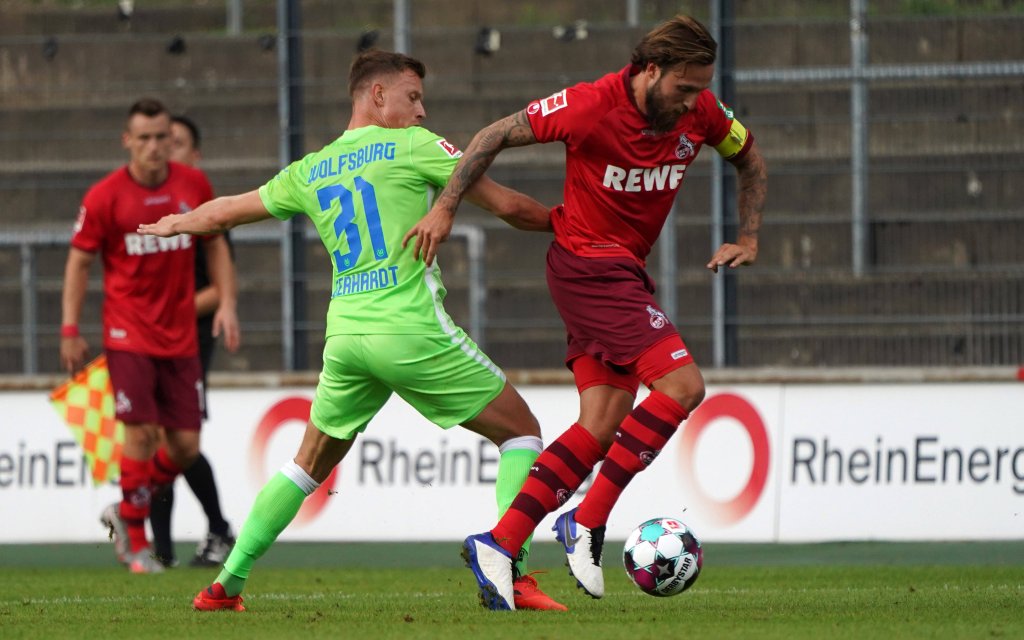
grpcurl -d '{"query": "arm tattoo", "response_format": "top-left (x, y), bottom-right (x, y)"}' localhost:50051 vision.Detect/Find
top-left (437, 111), bottom-right (536, 211)
top-left (735, 148), bottom-right (767, 238)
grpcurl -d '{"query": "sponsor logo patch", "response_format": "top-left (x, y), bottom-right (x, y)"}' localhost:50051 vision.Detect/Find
top-left (716, 98), bottom-right (734, 119)
top-left (540, 89), bottom-right (568, 116)
top-left (437, 139), bottom-right (463, 158)
top-left (527, 101), bottom-right (541, 115)
top-left (671, 349), bottom-right (689, 360)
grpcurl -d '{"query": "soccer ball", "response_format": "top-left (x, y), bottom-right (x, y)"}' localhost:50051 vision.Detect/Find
top-left (622, 517), bottom-right (703, 596)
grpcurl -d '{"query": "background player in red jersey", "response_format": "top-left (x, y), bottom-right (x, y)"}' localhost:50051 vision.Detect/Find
top-left (147, 114), bottom-right (237, 569)
top-left (60, 98), bottom-right (240, 573)
top-left (405, 15), bottom-right (768, 609)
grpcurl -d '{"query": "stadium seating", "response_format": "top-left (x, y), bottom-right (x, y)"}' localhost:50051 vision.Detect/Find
top-left (1, 2), bottom-right (1021, 372)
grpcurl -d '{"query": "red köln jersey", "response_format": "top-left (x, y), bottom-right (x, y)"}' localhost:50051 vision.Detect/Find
top-left (526, 64), bottom-right (754, 266)
top-left (71, 162), bottom-right (215, 357)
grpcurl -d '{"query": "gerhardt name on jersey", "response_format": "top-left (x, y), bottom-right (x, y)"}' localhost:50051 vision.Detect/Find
top-left (602, 163), bottom-right (687, 192)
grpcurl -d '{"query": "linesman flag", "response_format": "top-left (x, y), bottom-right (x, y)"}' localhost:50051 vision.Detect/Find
top-left (49, 354), bottom-right (124, 485)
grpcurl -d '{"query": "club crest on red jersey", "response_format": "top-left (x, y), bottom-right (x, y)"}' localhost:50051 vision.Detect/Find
top-left (647, 304), bottom-right (668, 329)
top-left (437, 139), bottom-right (463, 158)
top-left (675, 134), bottom-right (696, 160)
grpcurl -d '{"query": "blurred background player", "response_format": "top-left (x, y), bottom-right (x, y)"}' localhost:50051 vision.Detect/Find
top-left (406, 15), bottom-right (768, 608)
top-left (139, 50), bottom-right (564, 612)
top-left (60, 98), bottom-right (241, 573)
top-left (147, 114), bottom-right (237, 568)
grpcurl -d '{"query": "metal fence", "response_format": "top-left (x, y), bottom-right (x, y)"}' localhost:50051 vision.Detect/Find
top-left (1, 0), bottom-right (1022, 374)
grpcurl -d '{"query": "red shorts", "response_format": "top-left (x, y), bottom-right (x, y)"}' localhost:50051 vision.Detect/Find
top-left (105, 349), bottom-right (203, 431)
top-left (546, 241), bottom-right (695, 392)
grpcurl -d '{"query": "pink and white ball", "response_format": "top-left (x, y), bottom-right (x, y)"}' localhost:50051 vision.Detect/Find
top-left (622, 517), bottom-right (703, 596)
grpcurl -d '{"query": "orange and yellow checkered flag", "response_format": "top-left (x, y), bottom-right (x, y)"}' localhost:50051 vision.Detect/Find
top-left (49, 355), bottom-right (124, 485)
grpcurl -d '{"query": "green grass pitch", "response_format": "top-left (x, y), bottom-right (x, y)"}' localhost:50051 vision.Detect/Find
top-left (2, 541), bottom-right (1022, 639)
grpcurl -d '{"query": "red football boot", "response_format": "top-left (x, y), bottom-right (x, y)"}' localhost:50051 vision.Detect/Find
top-left (513, 573), bottom-right (568, 611)
top-left (193, 583), bottom-right (245, 612)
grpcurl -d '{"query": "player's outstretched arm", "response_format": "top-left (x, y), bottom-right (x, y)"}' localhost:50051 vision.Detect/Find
top-left (403, 110), bottom-right (539, 266)
top-left (138, 190), bottom-right (272, 238)
top-left (706, 140), bottom-right (767, 272)
top-left (465, 175), bottom-right (552, 232)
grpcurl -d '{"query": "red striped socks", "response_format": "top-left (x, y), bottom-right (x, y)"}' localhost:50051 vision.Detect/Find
top-left (575, 390), bottom-right (688, 529)
top-left (490, 423), bottom-right (604, 555)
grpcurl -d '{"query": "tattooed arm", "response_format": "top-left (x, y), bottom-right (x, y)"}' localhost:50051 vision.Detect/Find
top-left (706, 139), bottom-right (768, 272)
top-left (403, 110), bottom-right (538, 266)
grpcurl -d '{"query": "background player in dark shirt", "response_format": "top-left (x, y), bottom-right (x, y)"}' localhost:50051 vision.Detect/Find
top-left (149, 115), bottom-right (236, 568)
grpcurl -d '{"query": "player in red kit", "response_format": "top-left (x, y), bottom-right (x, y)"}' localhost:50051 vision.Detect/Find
top-left (405, 15), bottom-right (768, 609)
top-left (60, 98), bottom-right (240, 573)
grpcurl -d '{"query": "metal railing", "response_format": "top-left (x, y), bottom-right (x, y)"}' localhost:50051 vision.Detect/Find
top-left (1, 1), bottom-right (1023, 372)
top-left (0, 225), bottom-right (485, 375)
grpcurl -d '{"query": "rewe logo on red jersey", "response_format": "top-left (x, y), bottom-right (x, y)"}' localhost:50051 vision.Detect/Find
top-left (602, 163), bottom-right (687, 192)
top-left (123, 232), bottom-right (193, 256)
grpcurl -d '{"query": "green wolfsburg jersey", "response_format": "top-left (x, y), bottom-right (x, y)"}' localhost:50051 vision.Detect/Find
top-left (258, 125), bottom-right (465, 336)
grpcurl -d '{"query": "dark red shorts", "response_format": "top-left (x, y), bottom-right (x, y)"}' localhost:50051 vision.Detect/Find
top-left (105, 349), bottom-right (203, 431)
top-left (546, 241), bottom-right (695, 392)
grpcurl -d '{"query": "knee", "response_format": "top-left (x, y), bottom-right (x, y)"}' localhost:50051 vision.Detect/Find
top-left (168, 444), bottom-right (200, 470)
top-left (656, 378), bottom-right (705, 414)
top-left (681, 382), bottom-right (706, 413)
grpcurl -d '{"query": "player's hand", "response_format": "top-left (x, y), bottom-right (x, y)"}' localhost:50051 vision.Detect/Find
top-left (212, 305), bottom-right (241, 353)
top-left (137, 214), bottom-right (184, 238)
top-left (60, 336), bottom-right (89, 374)
top-left (706, 237), bottom-right (758, 273)
top-left (402, 205), bottom-right (455, 266)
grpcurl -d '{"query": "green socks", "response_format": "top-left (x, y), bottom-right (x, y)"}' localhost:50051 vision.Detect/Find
top-left (496, 441), bottom-right (541, 576)
top-left (217, 467), bottom-right (313, 597)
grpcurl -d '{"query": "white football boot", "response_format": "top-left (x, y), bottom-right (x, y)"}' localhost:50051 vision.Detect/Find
top-left (461, 532), bottom-right (515, 610)
top-left (552, 507), bottom-right (605, 598)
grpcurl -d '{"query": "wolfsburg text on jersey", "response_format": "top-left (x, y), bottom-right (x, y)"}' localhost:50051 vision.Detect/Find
top-left (306, 142), bottom-right (397, 184)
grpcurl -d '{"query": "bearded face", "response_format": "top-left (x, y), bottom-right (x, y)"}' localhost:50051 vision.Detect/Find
top-left (644, 81), bottom-right (687, 134)
top-left (641, 63), bottom-right (715, 134)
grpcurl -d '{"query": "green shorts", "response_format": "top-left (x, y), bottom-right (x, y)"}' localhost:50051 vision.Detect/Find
top-left (310, 330), bottom-right (507, 440)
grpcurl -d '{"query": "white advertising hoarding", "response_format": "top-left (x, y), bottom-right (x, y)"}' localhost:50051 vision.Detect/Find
top-left (1, 382), bottom-right (1021, 543)
top-left (777, 384), bottom-right (1024, 541)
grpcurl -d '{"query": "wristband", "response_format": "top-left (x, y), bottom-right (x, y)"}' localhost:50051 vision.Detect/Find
top-left (60, 324), bottom-right (80, 338)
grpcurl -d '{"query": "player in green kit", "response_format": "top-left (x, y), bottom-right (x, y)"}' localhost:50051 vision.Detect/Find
top-left (138, 50), bottom-right (563, 612)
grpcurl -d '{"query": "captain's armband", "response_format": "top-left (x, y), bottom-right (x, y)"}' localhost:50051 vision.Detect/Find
top-left (713, 118), bottom-right (751, 161)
